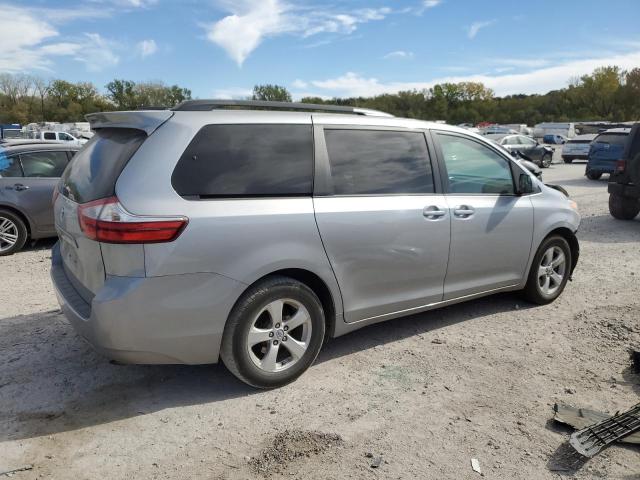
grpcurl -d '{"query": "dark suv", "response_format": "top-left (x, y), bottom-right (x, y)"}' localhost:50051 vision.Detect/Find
top-left (608, 123), bottom-right (640, 220)
top-left (0, 141), bottom-right (79, 254)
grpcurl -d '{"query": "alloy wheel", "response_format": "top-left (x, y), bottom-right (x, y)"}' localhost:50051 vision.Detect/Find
top-left (0, 217), bottom-right (19, 253)
top-left (537, 246), bottom-right (566, 296)
top-left (247, 299), bottom-right (313, 373)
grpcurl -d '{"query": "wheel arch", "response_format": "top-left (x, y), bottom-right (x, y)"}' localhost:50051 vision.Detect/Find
top-left (543, 227), bottom-right (579, 277)
top-left (233, 268), bottom-right (338, 341)
top-left (0, 203), bottom-right (32, 237)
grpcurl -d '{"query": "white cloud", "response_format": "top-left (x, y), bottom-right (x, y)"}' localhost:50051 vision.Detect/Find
top-left (423, 0), bottom-right (442, 8)
top-left (292, 49), bottom-right (640, 98)
top-left (467, 20), bottom-right (495, 39)
top-left (204, 0), bottom-right (391, 65)
top-left (89, 0), bottom-right (157, 8)
top-left (136, 39), bottom-right (158, 58)
top-left (383, 50), bottom-right (414, 60)
top-left (0, 5), bottom-right (121, 73)
top-left (76, 33), bottom-right (120, 72)
top-left (291, 79), bottom-right (308, 89)
top-left (0, 5), bottom-right (59, 72)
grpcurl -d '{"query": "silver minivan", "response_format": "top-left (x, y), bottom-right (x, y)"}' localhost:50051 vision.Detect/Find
top-left (51, 101), bottom-right (580, 388)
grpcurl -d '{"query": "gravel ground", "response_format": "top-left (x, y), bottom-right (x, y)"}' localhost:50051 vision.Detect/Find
top-left (1, 158), bottom-right (639, 479)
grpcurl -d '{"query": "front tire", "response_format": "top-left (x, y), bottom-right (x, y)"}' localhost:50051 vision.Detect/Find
top-left (0, 209), bottom-right (28, 256)
top-left (563, 157), bottom-right (573, 164)
top-left (523, 235), bottom-right (571, 305)
top-left (586, 170), bottom-right (602, 180)
top-left (220, 276), bottom-right (325, 388)
top-left (609, 194), bottom-right (640, 220)
top-left (541, 153), bottom-right (552, 168)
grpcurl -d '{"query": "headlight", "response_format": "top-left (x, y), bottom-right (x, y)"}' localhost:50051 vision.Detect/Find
top-left (569, 200), bottom-right (579, 212)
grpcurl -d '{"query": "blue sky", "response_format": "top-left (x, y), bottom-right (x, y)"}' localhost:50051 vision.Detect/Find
top-left (1, 0), bottom-right (640, 99)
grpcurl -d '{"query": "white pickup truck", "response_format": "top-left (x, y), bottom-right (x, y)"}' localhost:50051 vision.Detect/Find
top-left (32, 131), bottom-right (87, 145)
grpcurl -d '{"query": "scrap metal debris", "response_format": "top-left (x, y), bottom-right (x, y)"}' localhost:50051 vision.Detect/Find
top-left (569, 403), bottom-right (640, 457)
top-left (554, 403), bottom-right (640, 445)
top-left (0, 465), bottom-right (34, 477)
top-left (553, 403), bottom-right (640, 458)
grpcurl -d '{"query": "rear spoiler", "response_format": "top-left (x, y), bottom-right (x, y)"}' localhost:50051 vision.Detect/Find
top-left (85, 110), bottom-right (174, 135)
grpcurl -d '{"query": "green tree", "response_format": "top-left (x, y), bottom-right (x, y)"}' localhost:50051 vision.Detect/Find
top-left (252, 84), bottom-right (292, 102)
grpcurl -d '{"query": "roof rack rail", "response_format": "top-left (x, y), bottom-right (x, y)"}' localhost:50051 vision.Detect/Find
top-left (171, 99), bottom-right (393, 117)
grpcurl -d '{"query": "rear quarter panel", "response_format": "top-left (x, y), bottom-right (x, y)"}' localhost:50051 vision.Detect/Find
top-left (114, 111), bottom-right (344, 317)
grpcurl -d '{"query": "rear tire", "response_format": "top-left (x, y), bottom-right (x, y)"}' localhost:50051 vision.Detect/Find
top-left (541, 153), bottom-right (552, 168)
top-left (0, 209), bottom-right (28, 256)
top-left (220, 276), bottom-right (325, 389)
top-left (609, 194), bottom-right (640, 220)
top-left (563, 157), bottom-right (573, 164)
top-left (586, 170), bottom-right (602, 180)
top-left (522, 235), bottom-right (572, 305)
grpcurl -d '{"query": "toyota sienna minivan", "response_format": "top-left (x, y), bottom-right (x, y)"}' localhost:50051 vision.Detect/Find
top-left (51, 100), bottom-right (580, 388)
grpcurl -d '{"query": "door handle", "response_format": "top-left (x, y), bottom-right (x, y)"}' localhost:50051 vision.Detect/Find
top-left (423, 205), bottom-right (447, 220)
top-left (13, 183), bottom-right (29, 191)
top-left (453, 205), bottom-right (475, 218)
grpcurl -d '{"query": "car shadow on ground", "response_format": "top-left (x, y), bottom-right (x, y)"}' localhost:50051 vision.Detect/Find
top-left (0, 293), bottom-right (532, 442)
top-left (555, 176), bottom-right (611, 189)
top-left (577, 214), bottom-right (640, 244)
top-left (21, 237), bottom-right (57, 253)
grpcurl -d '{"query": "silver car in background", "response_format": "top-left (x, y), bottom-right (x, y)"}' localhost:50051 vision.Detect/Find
top-left (51, 101), bottom-right (580, 388)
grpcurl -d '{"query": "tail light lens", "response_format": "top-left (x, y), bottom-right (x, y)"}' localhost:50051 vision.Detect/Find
top-left (78, 196), bottom-right (187, 244)
top-left (52, 187), bottom-right (60, 206)
top-left (616, 159), bottom-right (626, 173)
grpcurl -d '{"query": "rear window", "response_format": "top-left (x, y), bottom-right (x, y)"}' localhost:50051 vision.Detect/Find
top-left (171, 124), bottom-right (313, 198)
top-left (594, 133), bottom-right (628, 146)
top-left (60, 128), bottom-right (146, 203)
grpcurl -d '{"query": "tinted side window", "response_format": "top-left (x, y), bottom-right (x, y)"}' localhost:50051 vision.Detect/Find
top-left (43, 132), bottom-right (56, 140)
top-left (324, 129), bottom-right (434, 195)
top-left (172, 124), bottom-right (313, 197)
top-left (436, 133), bottom-right (514, 195)
top-left (0, 152), bottom-right (22, 177)
top-left (20, 151), bottom-right (69, 177)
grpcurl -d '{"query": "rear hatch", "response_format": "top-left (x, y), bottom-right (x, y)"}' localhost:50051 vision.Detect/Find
top-left (589, 132), bottom-right (628, 166)
top-left (55, 128), bottom-right (148, 302)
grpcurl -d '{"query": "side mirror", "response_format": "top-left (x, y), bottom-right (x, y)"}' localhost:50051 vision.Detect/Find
top-left (518, 173), bottom-right (534, 195)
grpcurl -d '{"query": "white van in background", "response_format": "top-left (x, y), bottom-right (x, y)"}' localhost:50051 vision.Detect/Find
top-left (534, 123), bottom-right (576, 139)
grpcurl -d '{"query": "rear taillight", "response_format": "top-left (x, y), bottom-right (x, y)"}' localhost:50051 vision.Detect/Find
top-left (78, 196), bottom-right (187, 244)
top-left (52, 187), bottom-right (59, 206)
top-left (616, 159), bottom-right (626, 173)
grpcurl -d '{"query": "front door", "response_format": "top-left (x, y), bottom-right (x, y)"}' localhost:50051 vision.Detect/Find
top-left (313, 127), bottom-right (451, 323)
top-left (433, 131), bottom-right (534, 300)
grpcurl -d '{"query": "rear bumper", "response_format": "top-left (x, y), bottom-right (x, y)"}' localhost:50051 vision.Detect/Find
top-left (608, 182), bottom-right (640, 198)
top-left (586, 160), bottom-right (616, 173)
top-left (51, 242), bottom-right (245, 365)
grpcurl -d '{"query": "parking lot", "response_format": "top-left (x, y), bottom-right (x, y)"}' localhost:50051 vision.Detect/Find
top-left (1, 157), bottom-right (639, 479)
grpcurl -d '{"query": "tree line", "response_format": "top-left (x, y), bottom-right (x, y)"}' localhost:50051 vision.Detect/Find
top-left (1, 66), bottom-right (638, 126)
top-left (0, 76), bottom-right (192, 124)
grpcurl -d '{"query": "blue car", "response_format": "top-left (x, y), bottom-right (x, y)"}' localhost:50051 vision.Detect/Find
top-left (586, 128), bottom-right (631, 180)
top-left (543, 134), bottom-right (566, 145)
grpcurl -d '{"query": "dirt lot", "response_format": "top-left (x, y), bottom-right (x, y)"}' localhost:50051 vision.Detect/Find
top-left (1, 159), bottom-right (639, 479)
